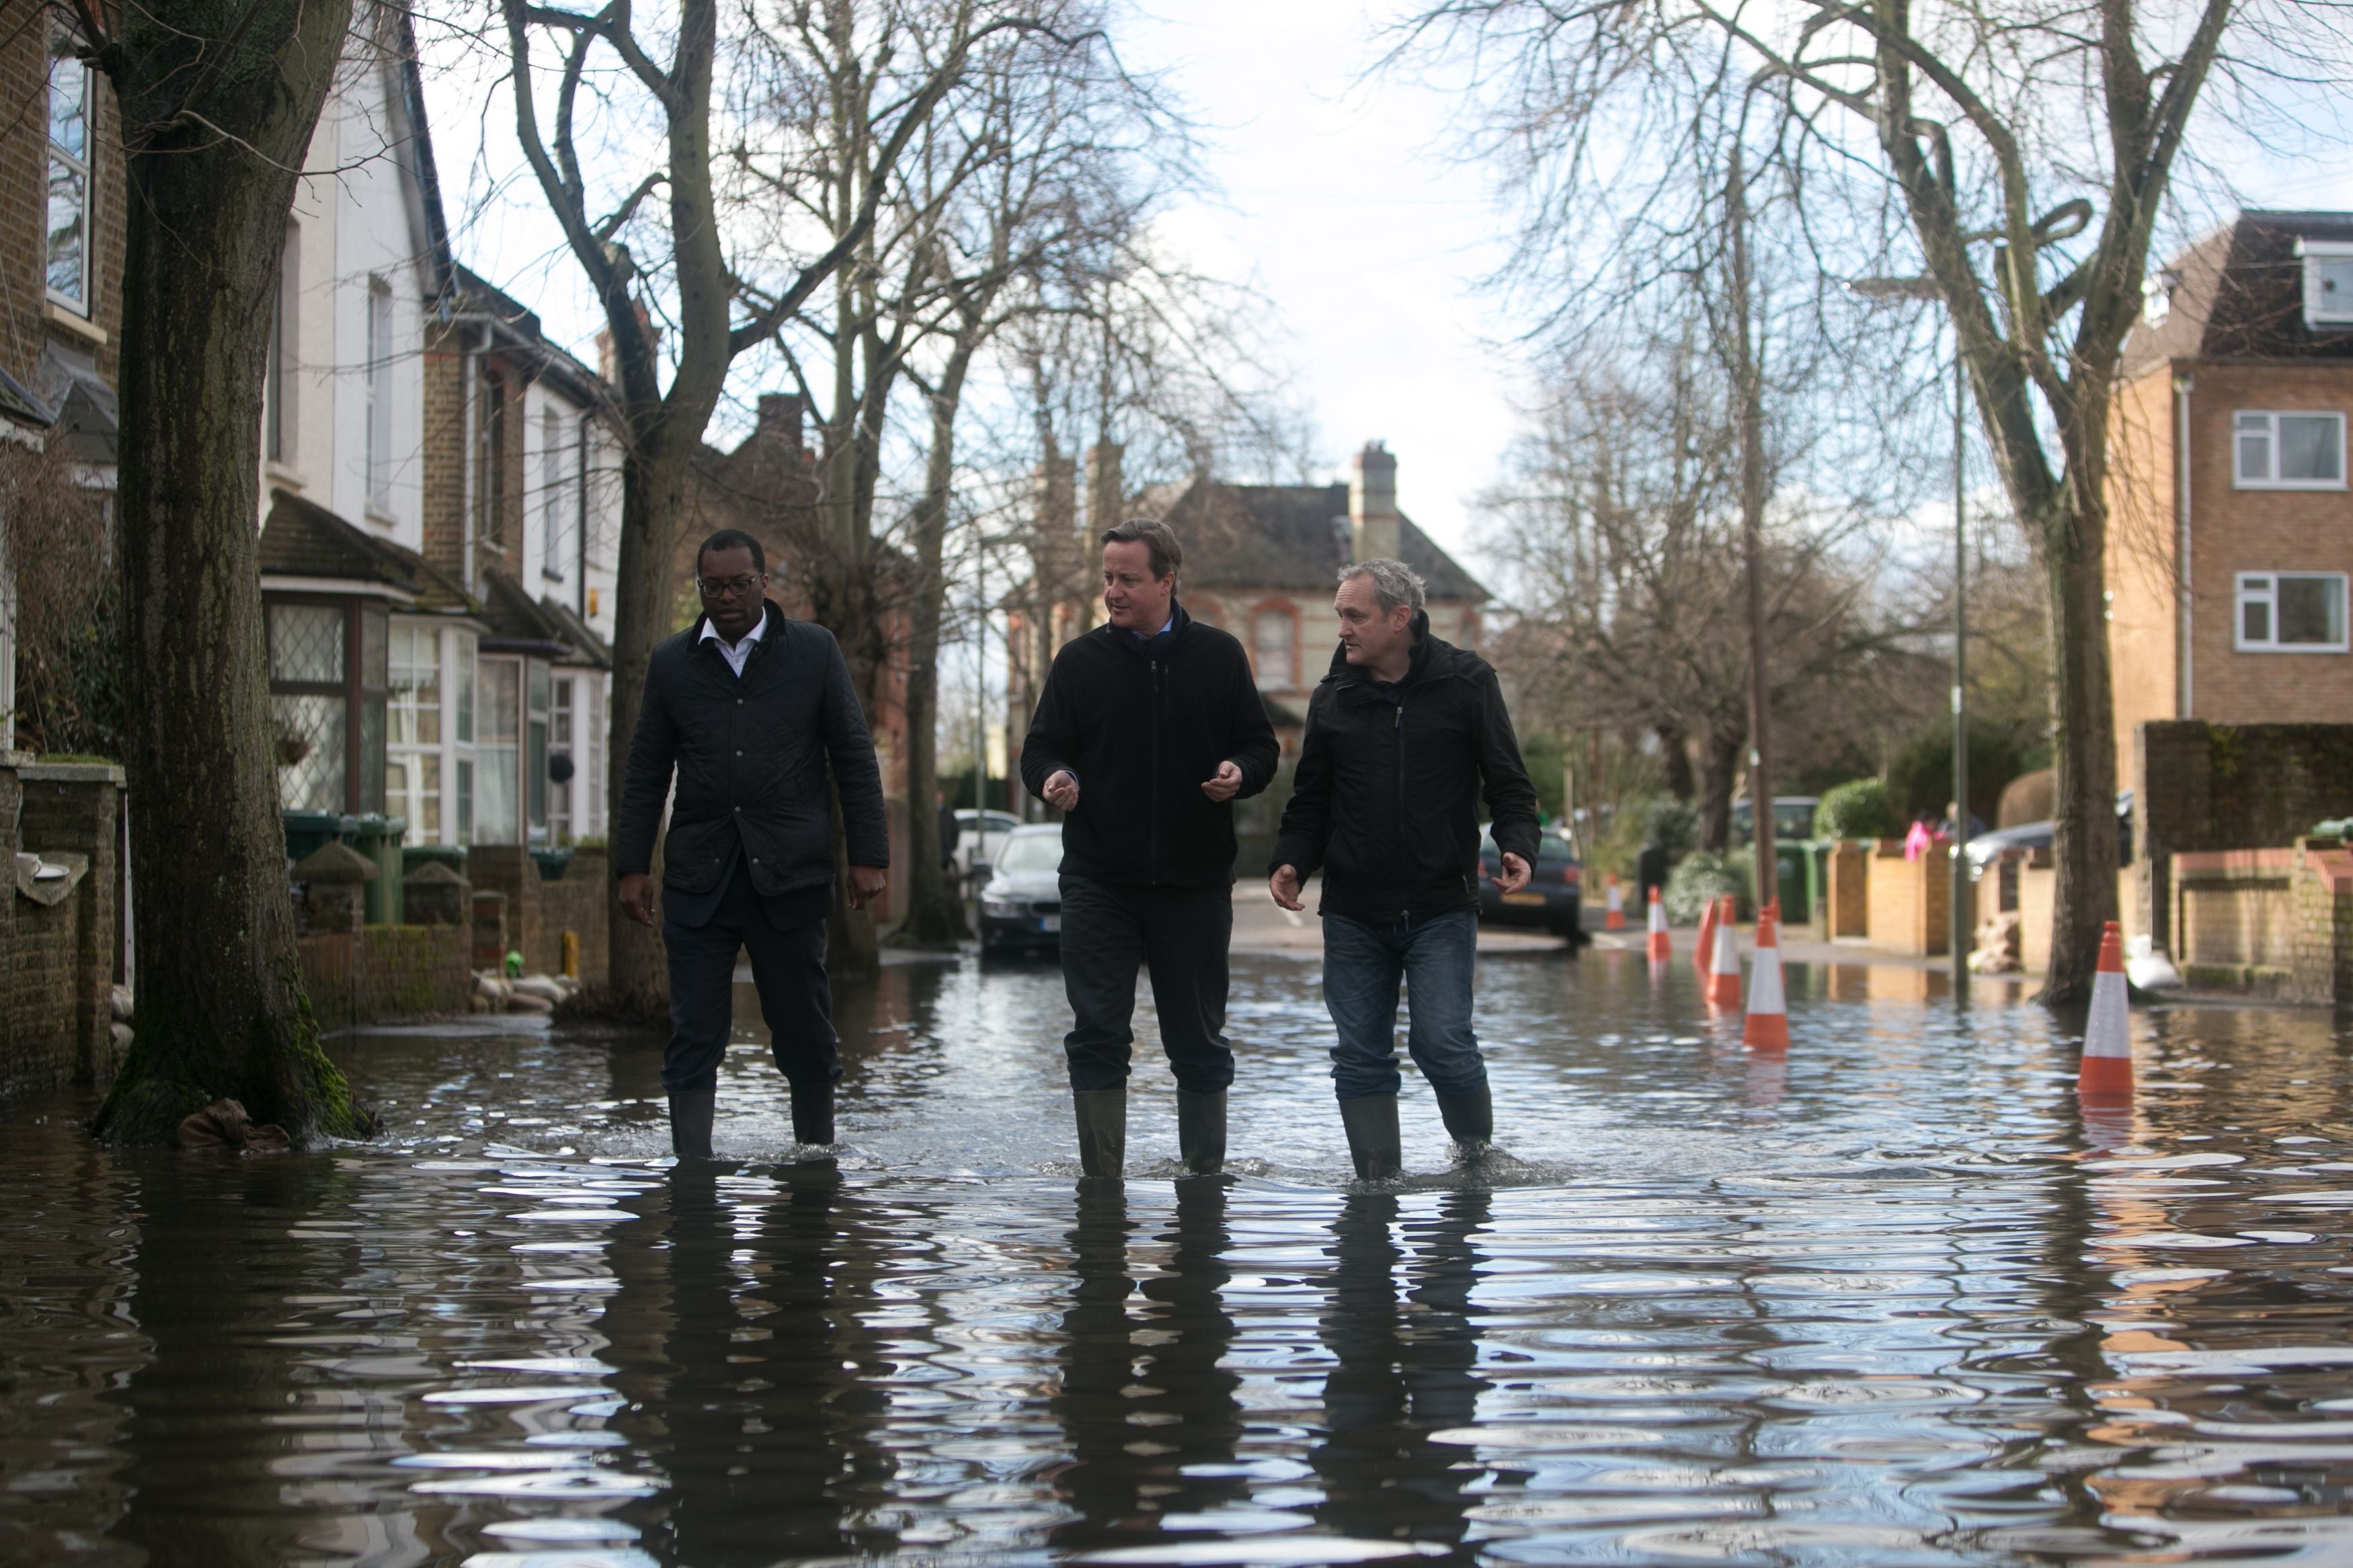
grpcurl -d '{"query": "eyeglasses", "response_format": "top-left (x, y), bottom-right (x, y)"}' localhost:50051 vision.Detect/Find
top-left (697, 573), bottom-right (765, 599)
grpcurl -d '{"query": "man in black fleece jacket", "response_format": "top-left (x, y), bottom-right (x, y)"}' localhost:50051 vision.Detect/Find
top-left (1271, 559), bottom-right (1541, 1178)
top-left (1019, 520), bottom-right (1279, 1177)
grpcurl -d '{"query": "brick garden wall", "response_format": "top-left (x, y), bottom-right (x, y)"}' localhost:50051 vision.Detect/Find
top-left (1, 761), bottom-right (126, 1099)
top-left (298, 925), bottom-right (471, 1034)
top-left (2134, 720), bottom-right (2353, 948)
top-left (465, 843), bottom-right (610, 981)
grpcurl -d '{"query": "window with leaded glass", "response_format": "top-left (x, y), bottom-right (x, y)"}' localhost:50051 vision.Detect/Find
top-left (270, 603), bottom-right (347, 813)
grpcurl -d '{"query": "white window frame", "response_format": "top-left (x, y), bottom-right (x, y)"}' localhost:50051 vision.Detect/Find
top-left (364, 278), bottom-right (395, 516)
top-left (2299, 239), bottom-right (2353, 330)
top-left (541, 403), bottom-right (568, 581)
top-left (2235, 572), bottom-right (2350, 653)
top-left (46, 26), bottom-right (92, 315)
top-left (2233, 410), bottom-right (2347, 491)
top-left (265, 224), bottom-right (300, 466)
top-left (386, 621), bottom-right (444, 841)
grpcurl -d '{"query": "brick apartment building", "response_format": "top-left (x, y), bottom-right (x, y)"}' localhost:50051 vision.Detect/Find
top-left (2106, 209), bottom-right (2353, 782)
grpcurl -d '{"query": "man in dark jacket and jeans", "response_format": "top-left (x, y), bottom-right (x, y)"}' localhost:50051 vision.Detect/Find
top-left (1021, 519), bottom-right (1279, 1178)
top-left (616, 528), bottom-right (890, 1160)
top-left (1271, 559), bottom-right (1541, 1179)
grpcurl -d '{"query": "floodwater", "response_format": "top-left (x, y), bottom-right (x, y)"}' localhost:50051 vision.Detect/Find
top-left (5, 948), bottom-right (2353, 1567)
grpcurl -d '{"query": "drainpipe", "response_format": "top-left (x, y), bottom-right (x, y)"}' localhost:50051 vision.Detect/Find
top-left (2173, 368), bottom-right (2194, 719)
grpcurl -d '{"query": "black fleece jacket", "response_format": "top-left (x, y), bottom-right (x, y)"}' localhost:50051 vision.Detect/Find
top-left (1272, 615), bottom-right (1542, 921)
top-left (1019, 602), bottom-right (1280, 887)
top-left (615, 602), bottom-right (889, 898)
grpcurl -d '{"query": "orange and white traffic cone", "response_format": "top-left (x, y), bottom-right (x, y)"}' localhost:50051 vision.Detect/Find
top-left (1646, 886), bottom-right (1672, 962)
top-left (1706, 895), bottom-right (1742, 1008)
top-left (2078, 920), bottom-right (2133, 1104)
top-left (1604, 874), bottom-right (1626, 930)
top-left (1743, 902), bottom-right (1790, 1050)
top-left (1693, 894), bottom-right (1719, 983)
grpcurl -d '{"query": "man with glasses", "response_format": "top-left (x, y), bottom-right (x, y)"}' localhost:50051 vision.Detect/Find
top-left (616, 528), bottom-right (890, 1160)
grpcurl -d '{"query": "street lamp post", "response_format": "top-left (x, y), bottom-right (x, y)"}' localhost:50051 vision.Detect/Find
top-left (1849, 275), bottom-right (1970, 1002)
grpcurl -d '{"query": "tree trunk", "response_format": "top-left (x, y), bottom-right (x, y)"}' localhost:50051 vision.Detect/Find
top-left (599, 417), bottom-right (695, 1021)
top-left (898, 346), bottom-right (979, 948)
top-left (1655, 723), bottom-right (1695, 800)
top-left (1723, 146), bottom-right (1778, 909)
top-left (2035, 487), bottom-right (2120, 1004)
top-left (91, 0), bottom-right (368, 1144)
top-left (1693, 720), bottom-right (1743, 853)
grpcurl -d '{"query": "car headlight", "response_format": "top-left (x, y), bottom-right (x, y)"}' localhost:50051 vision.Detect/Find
top-left (981, 898), bottom-right (1019, 917)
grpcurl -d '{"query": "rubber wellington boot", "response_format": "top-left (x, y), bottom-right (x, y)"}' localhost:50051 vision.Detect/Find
top-left (668, 1089), bottom-right (717, 1161)
top-left (1176, 1089), bottom-right (1228, 1175)
top-left (791, 1080), bottom-right (835, 1147)
top-left (1338, 1094), bottom-right (1402, 1181)
top-left (1072, 1088), bottom-right (1126, 1178)
top-left (1434, 1081), bottom-right (1494, 1153)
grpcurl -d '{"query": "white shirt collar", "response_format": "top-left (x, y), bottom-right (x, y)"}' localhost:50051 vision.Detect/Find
top-left (699, 609), bottom-right (768, 675)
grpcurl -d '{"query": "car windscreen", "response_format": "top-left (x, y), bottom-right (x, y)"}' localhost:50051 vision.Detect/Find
top-left (993, 833), bottom-right (1064, 874)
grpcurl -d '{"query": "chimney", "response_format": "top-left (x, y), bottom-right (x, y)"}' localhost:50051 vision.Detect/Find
top-left (757, 393), bottom-right (805, 455)
top-left (1349, 440), bottom-right (1400, 562)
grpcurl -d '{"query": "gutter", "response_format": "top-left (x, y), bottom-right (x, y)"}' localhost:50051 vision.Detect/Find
top-left (2173, 367), bottom-right (2194, 718)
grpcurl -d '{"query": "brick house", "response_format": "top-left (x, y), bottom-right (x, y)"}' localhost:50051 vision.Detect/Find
top-left (0, 4), bottom-right (128, 749)
top-left (2106, 209), bottom-right (2353, 783)
top-left (253, 15), bottom-right (622, 850)
top-left (1137, 441), bottom-right (1489, 745)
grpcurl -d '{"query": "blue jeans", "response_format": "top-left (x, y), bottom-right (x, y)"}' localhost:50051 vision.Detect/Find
top-left (1321, 910), bottom-right (1484, 1101)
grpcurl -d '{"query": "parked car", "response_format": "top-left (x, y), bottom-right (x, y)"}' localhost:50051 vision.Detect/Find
top-left (1962, 791), bottom-right (2135, 879)
top-left (1732, 796), bottom-right (1821, 842)
top-left (978, 825), bottom-right (1066, 954)
top-left (1476, 825), bottom-right (1583, 937)
top-left (951, 809), bottom-right (1025, 882)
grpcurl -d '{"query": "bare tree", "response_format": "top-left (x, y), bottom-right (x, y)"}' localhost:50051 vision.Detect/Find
top-left (86, 0), bottom-right (371, 1142)
top-left (1483, 329), bottom-right (1904, 851)
top-left (889, 15), bottom-right (1185, 946)
top-left (495, 0), bottom-right (1026, 1009)
top-left (1411, 0), bottom-right (2346, 999)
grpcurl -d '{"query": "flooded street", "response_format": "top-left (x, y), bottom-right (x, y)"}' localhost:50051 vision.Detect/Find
top-left (7, 948), bottom-right (2353, 1566)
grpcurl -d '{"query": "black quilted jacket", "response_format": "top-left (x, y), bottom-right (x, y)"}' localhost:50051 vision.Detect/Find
top-left (614, 603), bottom-right (889, 897)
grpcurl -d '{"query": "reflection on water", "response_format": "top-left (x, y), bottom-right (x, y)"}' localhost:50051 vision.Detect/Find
top-left (2, 952), bottom-right (2352, 1564)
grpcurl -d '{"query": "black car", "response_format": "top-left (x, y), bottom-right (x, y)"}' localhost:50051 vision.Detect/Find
top-left (978, 825), bottom-right (1066, 955)
top-left (1477, 827), bottom-right (1583, 937)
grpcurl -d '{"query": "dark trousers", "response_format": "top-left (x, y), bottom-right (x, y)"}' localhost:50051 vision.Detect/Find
top-left (1058, 875), bottom-right (1236, 1094)
top-left (661, 861), bottom-right (836, 1095)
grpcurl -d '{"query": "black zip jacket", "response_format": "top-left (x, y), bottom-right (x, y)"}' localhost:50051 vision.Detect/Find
top-left (1019, 602), bottom-right (1280, 887)
top-left (615, 602), bottom-right (889, 898)
top-left (1271, 615), bottom-right (1542, 921)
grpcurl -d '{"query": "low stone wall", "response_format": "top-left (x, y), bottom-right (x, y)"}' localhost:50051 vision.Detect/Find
top-left (1865, 841), bottom-right (1949, 956)
top-left (2134, 720), bottom-right (2353, 951)
top-left (2173, 849), bottom-right (2297, 993)
top-left (1821, 841), bottom-right (1868, 940)
top-left (1, 758), bottom-right (127, 1099)
top-left (2292, 839), bottom-right (2353, 1005)
top-left (296, 925), bottom-right (472, 1033)
top-left (2163, 839), bottom-right (2353, 1003)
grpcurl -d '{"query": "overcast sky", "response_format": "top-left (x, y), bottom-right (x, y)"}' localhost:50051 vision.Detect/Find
top-left (422, 3), bottom-right (2353, 582)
